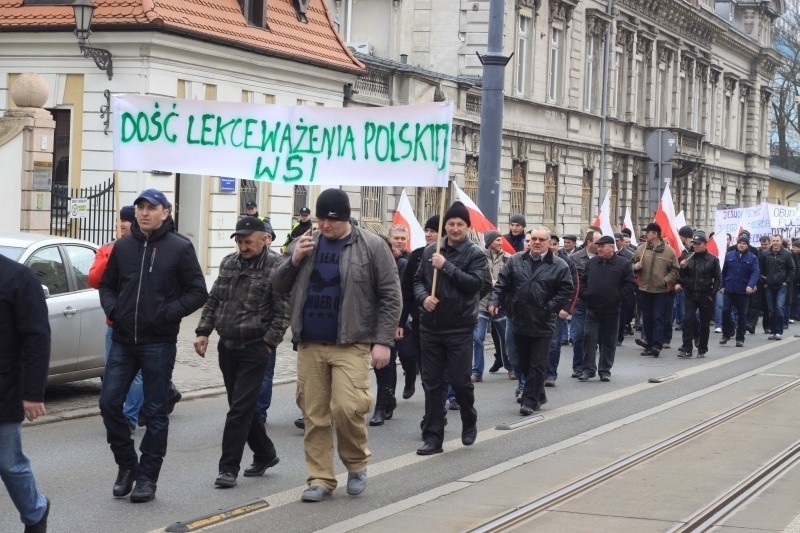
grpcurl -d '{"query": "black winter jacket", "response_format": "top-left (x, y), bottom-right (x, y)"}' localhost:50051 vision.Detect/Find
top-left (679, 251), bottom-right (721, 295)
top-left (100, 220), bottom-right (208, 344)
top-left (759, 247), bottom-right (795, 287)
top-left (400, 247), bottom-right (424, 326)
top-left (0, 255), bottom-right (50, 423)
top-left (580, 254), bottom-right (636, 311)
top-left (489, 250), bottom-right (573, 335)
top-left (414, 237), bottom-right (491, 333)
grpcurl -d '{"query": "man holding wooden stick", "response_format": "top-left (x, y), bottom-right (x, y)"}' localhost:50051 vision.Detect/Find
top-left (413, 201), bottom-right (491, 455)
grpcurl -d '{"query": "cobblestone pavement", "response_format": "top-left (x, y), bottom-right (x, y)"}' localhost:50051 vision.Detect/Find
top-left (34, 310), bottom-right (298, 425)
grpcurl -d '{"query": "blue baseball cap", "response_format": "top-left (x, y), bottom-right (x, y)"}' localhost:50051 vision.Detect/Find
top-left (134, 188), bottom-right (169, 208)
top-left (119, 205), bottom-right (135, 223)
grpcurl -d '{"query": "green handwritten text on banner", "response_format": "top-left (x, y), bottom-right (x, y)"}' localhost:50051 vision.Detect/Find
top-left (112, 95), bottom-right (453, 187)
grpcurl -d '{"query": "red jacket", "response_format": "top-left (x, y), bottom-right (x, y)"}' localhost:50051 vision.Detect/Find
top-left (88, 242), bottom-right (113, 325)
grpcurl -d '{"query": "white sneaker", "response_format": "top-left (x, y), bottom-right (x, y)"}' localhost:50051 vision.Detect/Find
top-left (714, 327), bottom-right (722, 333)
top-left (775, 334), bottom-right (782, 340)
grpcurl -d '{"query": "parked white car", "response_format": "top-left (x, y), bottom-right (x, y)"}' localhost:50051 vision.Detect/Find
top-left (0, 232), bottom-right (105, 384)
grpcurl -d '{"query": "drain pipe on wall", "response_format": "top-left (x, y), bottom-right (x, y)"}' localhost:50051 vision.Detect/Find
top-left (598, 0), bottom-right (615, 220)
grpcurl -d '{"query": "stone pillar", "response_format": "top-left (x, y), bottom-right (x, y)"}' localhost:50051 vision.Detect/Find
top-left (0, 73), bottom-right (54, 234)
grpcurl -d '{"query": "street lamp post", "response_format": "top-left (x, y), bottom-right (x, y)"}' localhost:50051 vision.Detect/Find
top-left (72, 0), bottom-right (113, 80)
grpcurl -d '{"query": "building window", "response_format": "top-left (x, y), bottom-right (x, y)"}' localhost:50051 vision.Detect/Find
top-left (463, 156), bottom-right (479, 201)
top-left (360, 186), bottom-right (383, 222)
top-left (548, 27), bottom-right (562, 103)
top-left (631, 172), bottom-right (640, 228)
top-left (511, 161), bottom-right (527, 216)
top-left (239, 0), bottom-right (266, 27)
top-left (584, 35), bottom-right (598, 112)
top-left (581, 169), bottom-right (593, 223)
top-left (691, 67), bottom-right (700, 131)
top-left (611, 170), bottom-right (620, 224)
top-left (293, 185), bottom-right (309, 216)
top-left (418, 187), bottom-right (443, 224)
top-left (722, 94), bottom-right (732, 147)
top-left (637, 37), bottom-right (652, 124)
top-left (544, 164), bottom-right (558, 229)
top-left (739, 86), bottom-right (749, 152)
top-left (516, 15), bottom-right (532, 96)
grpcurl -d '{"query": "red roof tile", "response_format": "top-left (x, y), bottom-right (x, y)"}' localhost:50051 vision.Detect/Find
top-left (0, 0), bottom-right (364, 75)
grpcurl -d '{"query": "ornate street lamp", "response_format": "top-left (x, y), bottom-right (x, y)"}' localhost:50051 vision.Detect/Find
top-left (72, 0), bottom-right (113, 80)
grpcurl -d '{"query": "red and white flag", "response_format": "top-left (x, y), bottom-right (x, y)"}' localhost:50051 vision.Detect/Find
top-left (453, 183), bottom-right (516, 254)
top-left (622, 207), bottom-right (638, 247)
top-left (653, 183), bottom-right (684, 256)
top-left (391, 189), bottom-right (426, 252)
top-left (593, 190), bottom-right (615, 238)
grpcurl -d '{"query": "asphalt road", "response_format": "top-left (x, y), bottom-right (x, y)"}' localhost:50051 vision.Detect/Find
top-left (2, 331), bottom-right (799, 532)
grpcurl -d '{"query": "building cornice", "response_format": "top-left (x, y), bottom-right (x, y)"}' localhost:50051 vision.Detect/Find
top-left (616, 0), bottom-right (727, 49)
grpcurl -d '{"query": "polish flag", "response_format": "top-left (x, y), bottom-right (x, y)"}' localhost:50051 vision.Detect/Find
top-left (708, 230), bottom-right (727, 261)
top-left (653, 184), bottom-right (684, 256)
top-left (622, 207), bottom-right (638, 247)
top-left (391, 189), bottom-right (426, 252)
top-left (594, 190), bottom-right (615, 238)
top-left (453, 183), bottom-right (516, 254)
top-left (675, 210), bottom-right (687, 231)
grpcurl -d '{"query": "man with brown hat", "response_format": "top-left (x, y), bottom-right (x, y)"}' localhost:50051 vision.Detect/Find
top-left (273, 188), bottom-right (401, 502)
top-left (194, 216), bottom-right (290, 489)
top-left (414, 201), bottom-right (491, 455)
top-left (632, 222), bottom-right (680, 357)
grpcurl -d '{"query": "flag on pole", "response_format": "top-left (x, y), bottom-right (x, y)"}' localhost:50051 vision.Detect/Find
top-left (675, 210), bottom-right (687, 230)
top-left (594, 190), bottom-right (615, 238)
top-left (653, 183), bottom-right (683, 256)
top-left (391, 189), bottom-right (426, 252)
top-left (453, 183), bottom-right (516, 254)
top-left (708, 230), bottom-right (727, 260)
top-left (623, 208), bottom-right (638, 247)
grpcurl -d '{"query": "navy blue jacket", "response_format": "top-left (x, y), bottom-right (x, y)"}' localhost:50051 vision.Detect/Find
top-left (722, 249), bottom-right (760, 294)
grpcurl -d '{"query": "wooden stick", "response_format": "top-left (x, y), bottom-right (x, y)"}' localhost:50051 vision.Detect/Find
top-left (430, 186), bottom-right (448, 299)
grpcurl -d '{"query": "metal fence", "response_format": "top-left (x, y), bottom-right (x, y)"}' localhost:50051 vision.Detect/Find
top-left (50, 176), bottom-right (116, 246)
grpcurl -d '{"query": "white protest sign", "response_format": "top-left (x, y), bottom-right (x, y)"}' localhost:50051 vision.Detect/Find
top-left (714, 203), bottom-right (771, 242)
top-left (767, 203), bottom-right (800, 239)
top-left (112, 95), bottom-right (453, 187)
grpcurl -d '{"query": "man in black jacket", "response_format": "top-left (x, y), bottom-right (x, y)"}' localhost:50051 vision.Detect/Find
top-left (414, 202), bottom-right (491, 455)
top-left (578, 236), bottom-right (636, 382)
top-left (99, 188), bottom-right (208, 503)
top-left (760, 234), bottom-right (796, 340)
top-left (0, 255), bottom-right (50, 532)
top-left (489, 227), bottom-right (573, 414)
top-left (676, 231), bottom-right (721, 358)
top-left (504, 214), bottom-right (527, 252)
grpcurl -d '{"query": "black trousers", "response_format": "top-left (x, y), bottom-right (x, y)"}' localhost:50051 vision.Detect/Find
top-left (682, 292), bottom-right (713, 353)
top-left (583, 308), bottom-right (619, 376)
top-left (420, 329), bottom-right (476, 446)
top-left (373, 347), bottom-right (398, 389)
top-left (513, 334), bottom-right (551, 409)
top-left (218, 340), bottom-right (277, 475)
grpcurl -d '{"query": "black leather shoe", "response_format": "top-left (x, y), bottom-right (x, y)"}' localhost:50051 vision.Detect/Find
top-left (461, 425), bottom-right (477, 446)
top-left (416, 443), bottom-right (443, 455)
top-left (24, 497), bottom-right (49, 533)
top-left (243, 456), bottom-right (279, 477)
top-left (214, 471), bottom-right (237, 488)
top-left (294, 418), bottom-right (305, 430)
top-left (402, 386), bottom-right (415, 399)
top-left (600, 374), bottom-right (610, 382)
top-left (488, 360), bottom-right (503, 373)
top-left (130, 480), bottom-right (157, 503)
top-left (167, 384), bottom-right (182, 415)
top-left (112, 466), bottom-right (136, 498)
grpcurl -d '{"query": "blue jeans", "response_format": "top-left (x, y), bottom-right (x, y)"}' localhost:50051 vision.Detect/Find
top-left (0, 423), bottom-right (47, 526)
top-left (105, 326), bottom-right (143, 427)
top-left (256, 350), bottom-right (277, 424)
top-left (673, 290), bottom-right (684, 326)
top-left (570, 300), bottom-right (587, 373)
top-left (715, 291), bottom-right (724, 328)
top-left (99, 342), bottom-right (177, 483)
top-left (547, 316), bottom-right (565, 380)
top-left (558, 318), bottom-right (569, 343)
top-left (472, 311), bottom-right (506, 377)
top-left (765, 284), bottom-right (788, 335)
top-left (722, 292), bottom-right (750, 342)
top-left (662, 292), bottom-right (675, 343)
top-left (504, 319), bottom-right (525, 389)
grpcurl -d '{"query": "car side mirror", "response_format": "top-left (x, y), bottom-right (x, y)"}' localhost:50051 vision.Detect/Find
top-left (41, 285), bottom-right (50, 298)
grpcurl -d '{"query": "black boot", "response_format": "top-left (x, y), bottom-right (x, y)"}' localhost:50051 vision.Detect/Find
top-left (384, 387), bottom-right (397, 420)
top-left (402, 372), bottom-right (416, 399)
top-left (369, 387), bottom-right (388, 426)
top-left (488, 358), bottom-right (503, 373)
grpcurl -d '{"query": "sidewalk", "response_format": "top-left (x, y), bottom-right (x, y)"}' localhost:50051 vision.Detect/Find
top-left (34, 310), bottom-right (298, 425)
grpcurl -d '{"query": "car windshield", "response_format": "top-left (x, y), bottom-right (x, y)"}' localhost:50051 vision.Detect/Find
top-left (0, 246), bottom-right (24, 261)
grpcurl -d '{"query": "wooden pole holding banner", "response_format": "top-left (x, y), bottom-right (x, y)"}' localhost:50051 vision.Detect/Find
top-left (113, 171), bottom-right (121, 239)
top-left (430, 183), bottom-right (449, 299)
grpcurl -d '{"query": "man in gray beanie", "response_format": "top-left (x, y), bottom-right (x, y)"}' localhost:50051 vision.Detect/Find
top-left (504, 214), bottom-right (527, 252)
top-left (274, 188), bottom-right (401, 502)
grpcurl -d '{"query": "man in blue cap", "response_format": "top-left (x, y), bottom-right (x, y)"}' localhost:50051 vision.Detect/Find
top-left (99, 188), bottom-right (208, 503)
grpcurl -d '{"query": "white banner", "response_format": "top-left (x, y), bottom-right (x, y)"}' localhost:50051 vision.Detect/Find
top-left (767, 203), bottom-right (800, 239)
top-left (112, 95), bottom-right (453, 187)
top-left (714, 203), bottom-right (772, 243)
